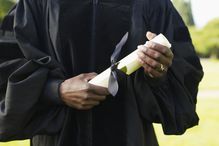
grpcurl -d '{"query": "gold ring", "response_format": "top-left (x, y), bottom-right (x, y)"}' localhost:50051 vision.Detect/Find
top-left (160, 64), bottom-right (165, 72)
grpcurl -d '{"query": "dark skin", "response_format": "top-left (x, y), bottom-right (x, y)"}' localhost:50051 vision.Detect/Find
top-left (59, 73), bottom-right (109, 110)
top-left (59, 31), bottom-right (174, 110)
top-left (137, 31), bottom-right (174, 78)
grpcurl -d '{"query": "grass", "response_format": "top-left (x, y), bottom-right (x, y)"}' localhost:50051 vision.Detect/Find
top-left (154, 97), bottom-right (219, 146)
top-left (0, 140), bottom-right (29, 146)
top-left (198, 59), bottom-right (219, 91)
top-left (0, 59), bottom-right (219, 146)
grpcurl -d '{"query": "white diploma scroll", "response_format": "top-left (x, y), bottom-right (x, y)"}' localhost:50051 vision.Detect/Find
top-left (89, 34), bottom-right (172, 88)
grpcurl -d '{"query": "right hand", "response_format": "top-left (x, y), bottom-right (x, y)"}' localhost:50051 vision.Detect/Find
top-left (59, 73), bottom-right (109, 110)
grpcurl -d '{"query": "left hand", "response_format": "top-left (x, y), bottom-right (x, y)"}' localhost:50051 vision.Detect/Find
top-left (137, 31), bottom-right (174, 78)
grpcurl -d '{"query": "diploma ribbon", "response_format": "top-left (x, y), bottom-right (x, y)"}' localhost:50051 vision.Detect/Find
top-left (108, 32), bottom-right (129, 96)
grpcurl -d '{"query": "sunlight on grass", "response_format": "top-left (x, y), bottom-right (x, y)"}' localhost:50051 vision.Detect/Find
top-left (154, 97), bottom-right (219, 146)
top-left (0, 140), bottom-right (29, 146)
top-left (199, 59), bottom-right (219, 91)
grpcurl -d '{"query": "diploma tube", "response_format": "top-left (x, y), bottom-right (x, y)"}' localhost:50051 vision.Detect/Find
top-left (89, 34), bottom-right (172, 88)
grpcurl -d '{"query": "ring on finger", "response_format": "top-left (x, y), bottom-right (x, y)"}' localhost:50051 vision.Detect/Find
top-left (160, 64), bottom-right (165, 72)
top-left (156, 64), bottom-right (166, 72)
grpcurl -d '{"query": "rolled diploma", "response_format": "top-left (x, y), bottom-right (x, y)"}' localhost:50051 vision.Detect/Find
top-left (89, 34), bottom-right (171, 88)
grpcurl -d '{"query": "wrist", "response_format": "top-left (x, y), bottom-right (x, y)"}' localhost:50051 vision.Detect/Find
top-left (59, 80), bottom-right (67, 103)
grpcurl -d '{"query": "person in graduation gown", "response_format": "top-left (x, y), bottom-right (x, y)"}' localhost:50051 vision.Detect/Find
top-left (0, 0), bottom-right (203, 146)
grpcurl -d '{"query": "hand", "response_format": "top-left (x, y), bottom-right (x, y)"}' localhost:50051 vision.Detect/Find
top-left (59, 73), bottom-right (109, 110)
top-left (137, 31), bottom-right (174, 78)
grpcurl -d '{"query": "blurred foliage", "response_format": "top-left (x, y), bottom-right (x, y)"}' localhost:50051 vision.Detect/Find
top-left (189, 18), bottom-right (219, 58)
top-left (172, 0), bottom-right (194, 26)
top-left (172, 0), bottom-right (219, 59)
top-left (0, 0), bottom-right (15, 22)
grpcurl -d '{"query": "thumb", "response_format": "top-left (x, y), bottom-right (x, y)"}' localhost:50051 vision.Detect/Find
top-left (146, 31), bottom-right (157, 40)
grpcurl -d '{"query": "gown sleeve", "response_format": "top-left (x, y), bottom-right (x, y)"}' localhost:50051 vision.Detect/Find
top-left (0, 0), bottom-right (67, 141)
top-left (133, 0), bottom-right (203, 135)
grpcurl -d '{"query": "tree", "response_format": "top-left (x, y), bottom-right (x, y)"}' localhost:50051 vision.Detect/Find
top-left (172, 0), bottom-right (195, 26)
top-left (190, 18), bottom-right (219, 58)
top-left (0, 0), bottom-right (15, 22)
top-left (203, 18), bottom-right (219, 58)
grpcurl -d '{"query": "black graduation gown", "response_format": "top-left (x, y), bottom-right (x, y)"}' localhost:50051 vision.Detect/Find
top-left (0, 0), bottom-right (203, 146)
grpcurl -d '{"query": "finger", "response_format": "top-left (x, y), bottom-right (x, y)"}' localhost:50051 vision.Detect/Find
top-left (80, 72), bottom-right (98, 82)
top-left (137, 50), bottom-right (148, 65)
top-left (137, 50), bottom-right (169, 73)
top-left (137, 50), bottom-right (161, 69)
top-left (145, 41), bottom-right (173, 58)
top-left (146, 31), bottom-right (157, 40)
top-left (138, 45), bottom-right (170, 66)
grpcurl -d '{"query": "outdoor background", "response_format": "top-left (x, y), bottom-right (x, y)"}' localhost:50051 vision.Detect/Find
top-left (0, 0), bottom-right (219, 145)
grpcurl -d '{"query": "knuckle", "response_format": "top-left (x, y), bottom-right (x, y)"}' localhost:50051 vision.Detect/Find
top-left (85, 94), bottom-right (89, 99)
top-left (150, 42), bottom-right (156, 48)
top-left (82, 93), bottom-right (89, 99)
top-left (148, 59), bottom-right (156, 68)
top-left (138, 58), bottom-right (144, 65)
top-left (138, 52), bottom-right (144, 58)
top-left (151, 62), bottom-right (157, 68)
top-left (80, 101), bottom-right (86, 106)
top-left (162, 48), bottom-right (168, 54)
top-left (145, 57), bottom-right (150, 64)
top-left (137, 46), bottom-right (143, 52)
top-left (154, 52), bottom-right (161, 60)
top-left (80, 73), bottom-right (86, 78)
top-left (142, 46), bottom-right (148, 53)
top-left (77, 98), bottom-right (83, 104)
top-left (69, 97), bottom-right (75, 102)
